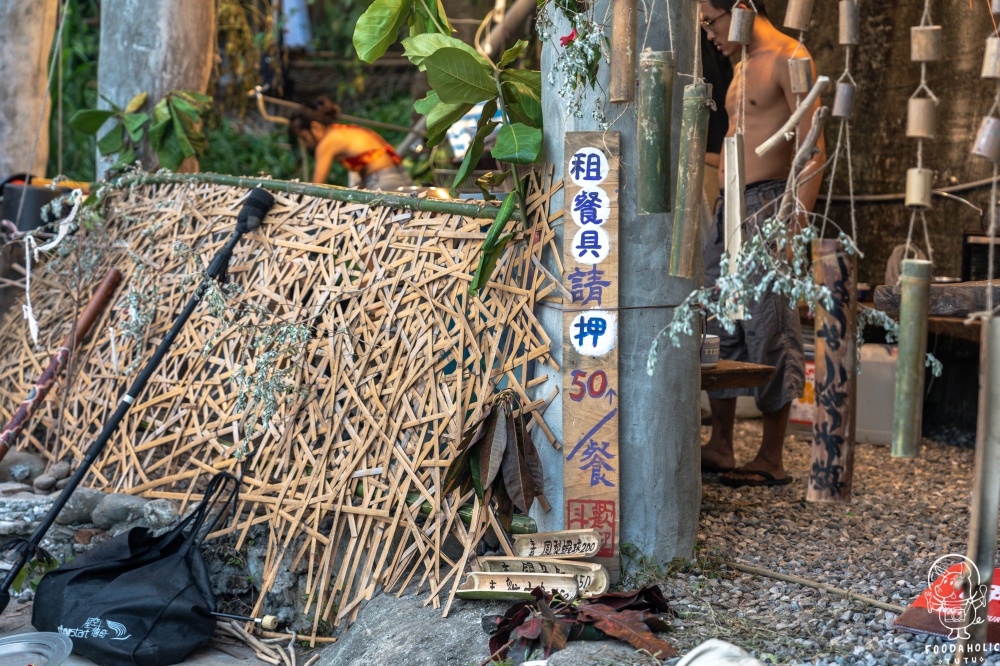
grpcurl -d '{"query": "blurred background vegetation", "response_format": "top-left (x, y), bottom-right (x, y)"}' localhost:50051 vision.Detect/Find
top-left (47, 0), bottom-right (418, 186)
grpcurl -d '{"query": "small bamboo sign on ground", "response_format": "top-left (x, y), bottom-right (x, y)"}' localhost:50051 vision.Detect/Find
top-left (562, 132), bottom-right (621, 582)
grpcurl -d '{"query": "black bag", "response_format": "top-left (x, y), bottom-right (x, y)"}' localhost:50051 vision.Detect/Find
top-left (32, 473), bottom-right (239, 666)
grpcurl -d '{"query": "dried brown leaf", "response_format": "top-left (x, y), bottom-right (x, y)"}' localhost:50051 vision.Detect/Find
top-left (479, 407), bottom-right (507, 488)
top-left (576, 603), bottom-right (677, 658)
top-left (501, 412), bottom-right (536, 513)
top-left (540, 618), bottom-right (569, 652)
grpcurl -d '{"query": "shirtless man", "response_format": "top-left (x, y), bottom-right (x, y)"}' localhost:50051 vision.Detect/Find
top-left (698, 0), bottom-right (826, 487)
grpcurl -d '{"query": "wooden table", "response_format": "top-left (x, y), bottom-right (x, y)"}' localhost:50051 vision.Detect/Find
top-left (701, 359), bottom-right (776, 391)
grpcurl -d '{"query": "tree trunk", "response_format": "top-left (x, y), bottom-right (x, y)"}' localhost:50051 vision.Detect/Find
top-left (96, 0), bottom-right (215, 179)
top-left (0, 0), bottom-right (59, 179)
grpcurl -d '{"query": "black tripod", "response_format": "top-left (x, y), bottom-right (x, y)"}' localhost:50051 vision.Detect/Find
top-left (0, 187), bottom-right (276, 614)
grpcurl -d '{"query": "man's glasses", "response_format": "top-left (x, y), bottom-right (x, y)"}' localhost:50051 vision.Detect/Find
top-left (701, 9), bottom-right (730, 29)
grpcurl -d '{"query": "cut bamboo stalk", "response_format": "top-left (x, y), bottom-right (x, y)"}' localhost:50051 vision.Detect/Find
top-left (906, 96), bottom-right (936, 140)
top-left (911, 26), bottom-right (942, 62)
top-left (972, 116), bottom-right (1000, 162)
top-left (832, 82), bottom-right (856, 119)
top-left (807, 240), bottom-right (857, 503)
top-left (723, 134), bottom-right (746, 284)
top-left (609, 0), bottom-right (638, 103)
top-left (839, 0), bottom-right (859, 46)
top-left (955, 317), bottom-right (1000, 660)
top-left (892, 259), bottom-right (932, 458)
top-left (756, 76), bottom-right (830, 157)
top-left (984, 37), bottom-right (1000, 79)
top-left (788, 58), bottom-right (813, 94)
top-left (784, 0), bottom-right (814, 31)
top-left (636, 50), bottom-right (675, 214)
top-left (905, 168), bottom-right (933, 210)
top-left (728, 8), bottom-right (755, 45)
top-left (669, 83), bottom-right (711, 279)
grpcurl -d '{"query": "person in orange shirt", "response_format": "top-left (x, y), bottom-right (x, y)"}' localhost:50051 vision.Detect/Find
top-left (289, 97), bottom-right (413, 191)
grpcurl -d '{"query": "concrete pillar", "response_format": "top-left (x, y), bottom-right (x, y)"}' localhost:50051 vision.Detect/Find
top-left (0, 0), bottom-right (59, 179)
top-left (96, 0), bottom-right (215, 178)
top-left (531, 0), bottom-right (701, 563)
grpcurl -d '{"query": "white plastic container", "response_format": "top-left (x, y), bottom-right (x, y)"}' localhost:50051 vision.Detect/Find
top-left (856, 344), bottom-right (898, 444)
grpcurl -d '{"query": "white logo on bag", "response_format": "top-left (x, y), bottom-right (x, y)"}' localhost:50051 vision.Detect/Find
top-left (57, 617), bottom-right (131, 641)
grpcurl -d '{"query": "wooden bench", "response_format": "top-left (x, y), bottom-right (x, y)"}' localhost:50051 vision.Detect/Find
top-left (701, 359), bottom-right (776, 392)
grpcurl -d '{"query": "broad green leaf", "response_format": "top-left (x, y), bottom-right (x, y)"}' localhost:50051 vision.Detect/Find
top-left (476, 170), bottom-right (511, 200)
top-left (353, 0), bottom-right (413, 63)
top-left (97, 127), bottom-right (123, 156)
top-left (171, 109), bottom-right (196, 158)
top-left (470, 445), bottom-right (484, 501)
top-left (152, 98), bottom-right (171, 124)
top-left (434, 0), bottom-right (453, 32)
top-left (425, 98), bottom-right (475, 146)
top-left (501, 69), bottom-right (542, 127)
top-left (498, 40), bottom-right (528, 68)
top-left (485, 191), bottom-right (517, 248)
top-left (155, 136), bottom-right (184, 171)
top-left (451, 100), bottom-right (498, 194)
top-left (468, 233), bottom-right (513, 294)
top-left (148, 118), bottom-right (170, 149)
top-left (68, 109), bottom-right (116, 135)
top-left (402, 33), bottom-right (488, 70)
top-left (124, 91), bottom-right (148, 114)
top-left (423, 48), bottom-right (496, 104)
top-left (175, 90), bottom-right (212, 105)
top-left (170, 96), bottom-right (203, 122)
top-left (123, 113), bottom-right (149, 143)
top-left (491, 123), bottom-right (542, 164)
top-left (413, 91), bottom-right (440, 115)
top-left (110, 147), bottom-right (136, 171)
top-left (451, 120), bottom-right (497, 195)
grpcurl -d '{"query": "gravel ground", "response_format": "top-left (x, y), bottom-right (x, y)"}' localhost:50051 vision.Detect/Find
top-left (620, 419), bottom-right (989, 666)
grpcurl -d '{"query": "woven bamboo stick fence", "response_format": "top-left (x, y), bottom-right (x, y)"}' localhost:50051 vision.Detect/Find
top-left (0, 172), bottom-right (563, 637)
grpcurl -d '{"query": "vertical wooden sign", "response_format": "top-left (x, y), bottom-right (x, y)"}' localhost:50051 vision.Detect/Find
top-left (562, 132), bottom-right (621, 582)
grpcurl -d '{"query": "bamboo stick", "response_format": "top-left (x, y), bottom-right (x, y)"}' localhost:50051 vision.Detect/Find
top-left (610, 0), bottom-right (638, 103)
top-left (636, 51), bottom-right (675, 214)
top-left (669, 83), bottom-right (711, 279)
top-left (892, 259), bottom-right (932, 458)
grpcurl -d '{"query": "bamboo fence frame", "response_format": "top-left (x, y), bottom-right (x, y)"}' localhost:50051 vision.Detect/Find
top-left (0, 172), bottom-right (563, 639)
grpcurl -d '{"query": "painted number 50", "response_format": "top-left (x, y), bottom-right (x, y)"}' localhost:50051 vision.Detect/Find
top-left (569, 369), bottom-right (608, 401)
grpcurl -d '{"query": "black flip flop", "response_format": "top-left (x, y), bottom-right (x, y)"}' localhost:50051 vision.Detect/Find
top-left (719, 469), bottom-right (793, 488)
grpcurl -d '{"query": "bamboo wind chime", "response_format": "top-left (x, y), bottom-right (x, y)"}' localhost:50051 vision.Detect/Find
top-left (892, 4), bottom-right (942, 459)
top-left (956, 8), bottom-right (1000, 659)
top-left (669, 0), bottom-right (711, 279)
top-left (610, 0), bottom-right (638, 103)
top-left (635, 0), bottom-right (675, 215)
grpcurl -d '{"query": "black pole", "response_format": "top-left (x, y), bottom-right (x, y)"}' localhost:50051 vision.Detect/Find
top-left (0, 188), bottom-right (275, 614)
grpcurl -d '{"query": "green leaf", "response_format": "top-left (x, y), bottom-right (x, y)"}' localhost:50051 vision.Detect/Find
top-left (152, 98), bottom-right (171, 124)
top-left (174, 90), bottom-right (212, 106)
top-left (148, 118), bottom-right (171, 149)
top-left (124, 91), bottom-right (148, 114)
top-left (470, 445), bottom-right (485, 501)
top-left (425, 98), bottom-right (475, 146)
top-left (476, 170), bottom-right (511, 200)
top-left (402, 33), bottom-right (489, 70)
top-left (498, 40), bottom-right (529, 68)
top-left (413, 91), bottom-right (440, 115)
top-left (492, 123), bottom-right (542, 164)
top-left (423, 48), bottom-right (496, 104)
top-left (155, 136), bottom-right (184, 171)
top-left (110, 146), bottom-right (136, 171)
top-left (122, 113), bottom-right (149, 143)
top-left (353, 0), bottom-right (413, 63)
top-left (170, 96), bottom-right (203, 122)
top-left (68, 109), bottom-right (116, 135)
top-left (97, 127), bottom-right (124, 156)
top-left (451, 100), bottom-right (499, 194)
top-left (172, 109), bottom-right (196, 158)
top-left (501, 69), bottom-right (543, 127)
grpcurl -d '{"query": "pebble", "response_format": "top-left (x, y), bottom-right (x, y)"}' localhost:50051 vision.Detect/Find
top-left (48, 461), bottom-right (71, 480)
top-left (32, 474), bottom-right (56, 491)
top-left (624, 421), bottom-right (987, 665)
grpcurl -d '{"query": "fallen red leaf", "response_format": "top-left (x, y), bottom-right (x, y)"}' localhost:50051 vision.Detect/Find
top-left (576, 603), bottom-right (677, 658)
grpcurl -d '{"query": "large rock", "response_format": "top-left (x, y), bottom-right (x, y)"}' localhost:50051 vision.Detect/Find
top-left (91, 493), bottom-right (148, 529)
top-left (55, 487), bottom-right (106, 525)
top-left (0, 451), bottom-right (46, 484)
top-left (315, 591), bottom-right (509, 666)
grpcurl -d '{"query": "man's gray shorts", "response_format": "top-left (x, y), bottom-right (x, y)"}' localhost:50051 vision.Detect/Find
top-left (362, 166), bottom-right (413, 191)
top-left (703, 179), bottom-right (805, 413)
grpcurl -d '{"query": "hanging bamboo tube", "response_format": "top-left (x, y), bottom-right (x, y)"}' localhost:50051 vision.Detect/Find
top-left (983, 36), bottom-right (1000, 79)
top-left (728, 7), bottom-right (755, 45)
top-left (954, 317), bottom-right (1000, 661)
top-left (669, 83), bottom-right (711, 279)
top-left (784, 0), bottom-right (814, 32)
top-left (973, 116), bottom-right (1000, 162)
top-left (807, 240), bottom-right (858, 503)
top-left (906, 96), bottom-right (937, 139)
top-left (910, 26), bottom-right (942, 62)
top-left (788, 59), bottom-right (813, 94)
top-left (905, 167), bottom-right (933, 209)
top-left (832, 82), bottom-right (856, 119)
top-left (994, 0), bottom-right (1000, 14)
top-left (637, 51), bottom-right (675, 214)
top-left (892, 259), bottom-right (932, 458)
top-left (610, 0), bottom-right (638, 103)
top-left (723, 134), bottom-right (745, 279)
top-left (839, 0), bottom-right (859, 46)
